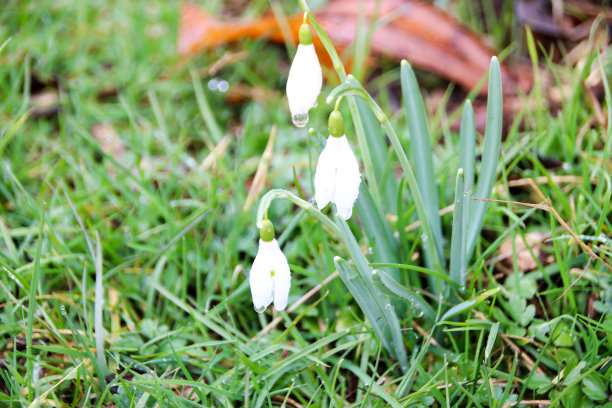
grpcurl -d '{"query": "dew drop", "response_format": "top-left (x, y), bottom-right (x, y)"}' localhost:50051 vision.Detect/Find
top-left (254, 305), bottom-right (266, 313)
top-left (207, 78), bottom-right (219, 91)
top-left (292, 113), bottom-right (309, 127)
top-left (217, 80), bottom-right (229, 93)
top-left (312, 101), bottom-right (318, 108)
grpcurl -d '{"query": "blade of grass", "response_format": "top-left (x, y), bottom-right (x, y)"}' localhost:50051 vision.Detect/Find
top-left (94, 232), bottom-right (106, 379)
top-left (190, 65), bottom-right (223, 145)
top-left (26, 208), bottom-right (44, 402)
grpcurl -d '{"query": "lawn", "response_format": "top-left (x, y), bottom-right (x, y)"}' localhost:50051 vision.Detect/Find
top-left (1, 0), bottom-right (611, 407)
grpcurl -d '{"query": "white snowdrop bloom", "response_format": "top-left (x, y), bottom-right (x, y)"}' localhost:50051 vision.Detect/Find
top-left (314, 111), bottom-right (361, 220)
top-left (286, 23), bottom-right (322, 127)
top-left (249, 220), bottom-right (291, 312)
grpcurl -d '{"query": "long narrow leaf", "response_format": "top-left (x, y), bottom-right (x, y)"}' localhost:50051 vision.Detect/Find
top-left (355, 184), bottom-right (399, 280)
top-left (449, 169), bottom-right (466, 288)
top-left (372, 269), bottom-right (436, 321)
top-left (356, 99), bottom-right (398, 212)
top-left (335, 217), bottom-right (408, 371)
top-left (401, 61), bottom-right (444, 261)
top-left (438, 287), bottom-right (500, 322)
top-left (459, 101), bottom-right (476, 193)
top-left (466, 57), bottom-right (503, 260)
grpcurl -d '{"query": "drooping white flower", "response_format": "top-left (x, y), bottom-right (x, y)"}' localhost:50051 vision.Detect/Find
top-left (249, 220), bottom-right (291, 312)
top-left (314, 111), bottom-right (361, 220)
top-left (286, 23), bottom-right (322, 127)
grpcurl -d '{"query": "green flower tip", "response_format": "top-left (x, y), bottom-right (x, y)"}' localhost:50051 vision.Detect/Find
top-left (299, 23), bottom-right (312, 45)
top-left (458, 168), bottom-right (464, 176)
top-left (328, 110), bottom-right (344, 138)
top-left (259, 219), bottom-right (275, 242)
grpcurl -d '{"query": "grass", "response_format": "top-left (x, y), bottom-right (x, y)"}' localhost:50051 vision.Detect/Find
top-left (1, 0), bottom-right (612, 407)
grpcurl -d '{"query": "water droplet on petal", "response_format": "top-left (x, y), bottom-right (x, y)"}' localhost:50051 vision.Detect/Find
top-left (255, 305), bottom-right (266, 313)
top-left (292, 113), bottom-right (308, 127)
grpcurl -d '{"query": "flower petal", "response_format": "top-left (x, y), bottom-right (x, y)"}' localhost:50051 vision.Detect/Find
top-left (333, 136), bottom-right (361, 220)
top-left (249, 239), bottom-right (275, 311)
top-left (270, 241), bottom-right (291, 311)
top-left (286, 44), bottom-right (322, 117)
top-left (314, 136), bottom-right (339, 210)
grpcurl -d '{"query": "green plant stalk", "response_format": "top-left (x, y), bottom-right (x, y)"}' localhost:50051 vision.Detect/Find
top-left (256, 189), bottom-right (340, 235)
top-left (327, 78), bottom-right (444, 274)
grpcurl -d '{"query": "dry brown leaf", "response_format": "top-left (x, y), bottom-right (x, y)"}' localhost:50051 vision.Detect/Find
top-left (178, 0), bottom-right (518, 94)
top-left (497, 231), bottom-right (551, 273)
top-left (91, 123), bottom-right (123, 158)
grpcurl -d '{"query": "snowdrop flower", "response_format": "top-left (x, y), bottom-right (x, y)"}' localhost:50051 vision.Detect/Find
top-left (286, 22), bottom-right (322, 127)
top-left (249, 219), bottom-right (291, 313)
top-left (314, 110), bottom-right (361, 220)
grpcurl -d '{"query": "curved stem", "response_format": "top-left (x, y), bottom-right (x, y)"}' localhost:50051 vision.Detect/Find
top-left (329, 77), bottom-right (444, 270)
top-left (256, 189), bottom-right (341, 236)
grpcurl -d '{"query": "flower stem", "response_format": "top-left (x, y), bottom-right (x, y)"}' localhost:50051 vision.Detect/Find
top-left (328, 76), bottom-right (444, 273)
top-left (298, 3), bottom-right (381, 206)
top-left (256, 189), bottom-right (341, 236)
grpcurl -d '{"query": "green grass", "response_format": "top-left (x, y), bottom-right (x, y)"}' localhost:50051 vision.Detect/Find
top-left (1, 0), bottom-right (612, 407)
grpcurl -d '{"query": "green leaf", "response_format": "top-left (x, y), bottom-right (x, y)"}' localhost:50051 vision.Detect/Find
top-left (459, 100), bottom-right (476, 193)
top-left (552, 322), bottom-right (574, 348)
top-left (582, 375), bottom-right (608, 401)
top-left (438, 287), bottom-right (500, 322)
top-left (564, 361), bottom-right (586, 386)
top-left (400, 60), bottom-right (444, 262)
top-left (355, 99), bottom-right (398, 212)
top-left (466, 57), bottom-right (503, 261)
top-left (527, 373), bottom-right (553, 393)
top-left (485, 322), bottom-right (500, 362)
top-left (371, 269), bottom-right (436, 321)
top-left (334, 256), bottom-right (407, 372)
top-left (449, 168), bottom-right (466, 288)
top-left (355, 183), bottom-right (399, 280)
top-left (335, 215), bottom-right (408, 370)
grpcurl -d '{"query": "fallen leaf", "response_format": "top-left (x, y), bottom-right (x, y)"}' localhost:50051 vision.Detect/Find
top-left (497, 231), bottom-right (552, 273)
top-left (178, 0), bottom-right (518, 94)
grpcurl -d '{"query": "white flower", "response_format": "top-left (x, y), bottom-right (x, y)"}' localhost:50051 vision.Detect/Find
top-left (314, 135), bottom-right (361, 220)
top-left (286, 24), bottom-right (322, 127)
top-left (249, 238), bottom-right (291, 312)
